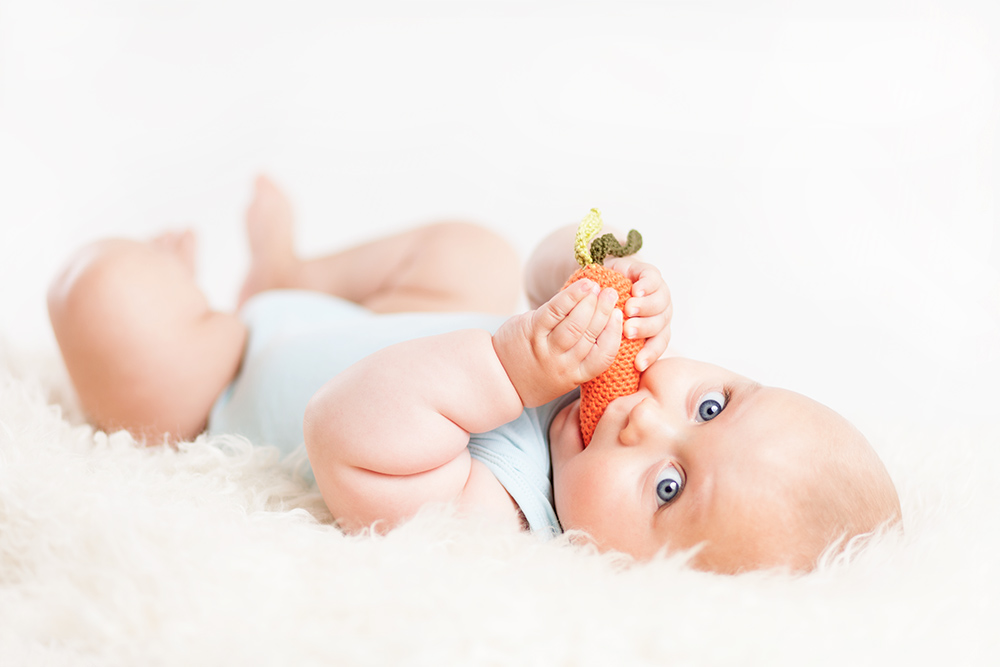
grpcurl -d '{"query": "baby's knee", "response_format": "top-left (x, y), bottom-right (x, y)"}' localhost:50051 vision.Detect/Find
top-left (423, 222), bottom-right (520, 272)
top-left (425, 222), bottom-right (521, 309)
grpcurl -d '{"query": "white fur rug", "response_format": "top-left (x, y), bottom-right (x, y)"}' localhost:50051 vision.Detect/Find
top-left (0, 341), bottom-right (996, 666)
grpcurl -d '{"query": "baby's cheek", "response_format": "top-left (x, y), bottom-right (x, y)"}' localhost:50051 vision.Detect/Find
top-left (553, 458), bottom-right (609, 531)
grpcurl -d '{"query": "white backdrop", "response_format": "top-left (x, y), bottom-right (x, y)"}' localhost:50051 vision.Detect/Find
top-left (1, 0), bottom-right (997, 434)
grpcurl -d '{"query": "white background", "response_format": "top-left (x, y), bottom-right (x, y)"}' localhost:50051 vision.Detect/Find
top-left (1, 0), bottom-right (997, 435)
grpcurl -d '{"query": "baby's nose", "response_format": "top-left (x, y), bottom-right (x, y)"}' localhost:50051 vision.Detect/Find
top-left (620, 397), bottom-right (683, 447)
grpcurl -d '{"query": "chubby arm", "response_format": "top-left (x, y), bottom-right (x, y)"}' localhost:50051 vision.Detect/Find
top-left (304, 329), bottom-right (522, 531)
top-left (303, 279), bottom-right (621, 532)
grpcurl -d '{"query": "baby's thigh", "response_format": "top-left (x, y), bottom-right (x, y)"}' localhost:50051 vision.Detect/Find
top-left (367, 222), bottom-right (521, 315)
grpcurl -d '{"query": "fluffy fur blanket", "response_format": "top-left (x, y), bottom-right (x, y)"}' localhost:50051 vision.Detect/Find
top-left (0, 341), bottom-right (995, 666)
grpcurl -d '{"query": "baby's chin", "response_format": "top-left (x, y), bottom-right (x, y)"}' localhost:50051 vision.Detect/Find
top-left (548, 398), bottom-right (584, 470)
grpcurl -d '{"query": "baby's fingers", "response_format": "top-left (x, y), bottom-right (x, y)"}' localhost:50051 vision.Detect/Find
top-left (534, 279), bottom-right (601, 334)
top-left (623, 315), bottom-right (664, 345)
top-left (622, 299), bottom-right (672, 339)
top-left (634, 323), bottom-right (670, 372)
top-left (605, 257), bottom-right (671, 316)
top-left (580, 308), bottom-right (623, 379)
top-left (605, 257), bottom-right (659, 291)
top-left (623, 281), bottom-right (671, 319)
top-left (549, 286), bottom-right (618, 353)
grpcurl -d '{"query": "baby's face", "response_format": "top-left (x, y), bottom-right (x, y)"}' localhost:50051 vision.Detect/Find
top-left (548, 356), bottom-right (890, 572)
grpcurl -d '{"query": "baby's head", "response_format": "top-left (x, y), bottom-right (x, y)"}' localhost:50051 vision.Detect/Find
top-left (548, 356), bottom-right (901, 573)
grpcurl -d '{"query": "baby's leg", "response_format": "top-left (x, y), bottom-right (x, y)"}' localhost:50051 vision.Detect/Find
top-left (238, 176), bottom-right (521, 314)
top-left (48, 233), bottom-right (246, 443)
top-left (523, 224), bottom-right (582, 309)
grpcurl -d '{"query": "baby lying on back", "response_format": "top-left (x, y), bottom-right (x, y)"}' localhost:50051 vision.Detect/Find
top-left (48, 176), bottom-right (901, 573)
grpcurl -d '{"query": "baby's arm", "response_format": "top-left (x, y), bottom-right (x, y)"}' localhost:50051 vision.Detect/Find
top-left (303, 278), bottom-right (622, 531)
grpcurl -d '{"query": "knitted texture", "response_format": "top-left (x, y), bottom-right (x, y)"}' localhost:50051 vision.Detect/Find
top-left (574, 209), bottom-right (604, 266)
top-left (589, 230), bottom-right (643, 265)
top-left (564, 265), bottom-right (644, 445)
top-left (564, 210), bottom-right (646, 446)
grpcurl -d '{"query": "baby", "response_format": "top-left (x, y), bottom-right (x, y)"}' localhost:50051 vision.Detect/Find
top-left (48, 176), bottom-right (901, 574)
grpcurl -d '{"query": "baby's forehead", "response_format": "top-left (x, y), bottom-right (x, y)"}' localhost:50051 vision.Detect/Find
top-left (717, 387), bottom-right (856, 470)
top-left (743, 386), bottom-right (836, 430)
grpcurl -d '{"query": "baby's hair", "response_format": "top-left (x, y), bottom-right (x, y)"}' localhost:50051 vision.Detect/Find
top-left (788, 426), bottom-right (903, 569)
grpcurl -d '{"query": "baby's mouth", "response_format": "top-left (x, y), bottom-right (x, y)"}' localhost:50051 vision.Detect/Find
top-left (579, 368), bottom-right (646, 447)
top-left (554, 400), bottom-right (585, 457)
top-left (567, 401), bottom-right (584, 451)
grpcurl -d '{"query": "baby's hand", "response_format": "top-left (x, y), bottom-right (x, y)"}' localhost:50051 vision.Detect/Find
top-left (493, 278), bottom-right (623, 407)
top-left (604, 257), bottom-right (672, 372)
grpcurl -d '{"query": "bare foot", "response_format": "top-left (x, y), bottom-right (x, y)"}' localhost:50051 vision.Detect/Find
top-left (150, 229), bottom-right (197, 278)
top-left (238, 175), bottom-right (299, 307)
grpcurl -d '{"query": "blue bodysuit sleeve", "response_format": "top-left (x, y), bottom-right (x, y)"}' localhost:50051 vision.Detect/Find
top-left (467, 390), bottom-right (579, 537)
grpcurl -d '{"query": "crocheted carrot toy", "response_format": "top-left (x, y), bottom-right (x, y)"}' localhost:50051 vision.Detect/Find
top-left (563, 209), bottom-right (645, 446)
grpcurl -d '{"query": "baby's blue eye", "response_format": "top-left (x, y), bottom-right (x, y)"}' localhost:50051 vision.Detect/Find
top-left (655, 465), bottom-right (684, 507)
top-left (696, 391), bottom-right (727, 422)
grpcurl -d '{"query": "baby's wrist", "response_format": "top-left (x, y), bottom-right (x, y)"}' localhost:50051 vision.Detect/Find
top-left (491, 317), bottom-right (531, 408)
top-left (492, 315), bottom-right (561, 408)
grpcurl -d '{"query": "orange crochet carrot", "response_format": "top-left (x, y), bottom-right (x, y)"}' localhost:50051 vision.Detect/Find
top-left (563, 209), bottom-right (645, 446)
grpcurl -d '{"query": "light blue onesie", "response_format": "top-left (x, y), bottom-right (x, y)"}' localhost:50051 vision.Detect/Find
top-left (207, 290), bottom-right (572, 536)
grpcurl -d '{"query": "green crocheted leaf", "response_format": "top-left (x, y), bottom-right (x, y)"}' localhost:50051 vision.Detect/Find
top-left (589, 230), bottom-right (643, 265)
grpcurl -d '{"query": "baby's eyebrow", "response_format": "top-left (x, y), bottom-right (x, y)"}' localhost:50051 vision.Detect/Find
top-left (738, 380), bottom-right (764, 395)
top-left (727, 382), bottom-right (763, 419)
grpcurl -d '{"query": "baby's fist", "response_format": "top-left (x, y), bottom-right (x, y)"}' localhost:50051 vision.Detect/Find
top-left (493, 279), bottom-right (622, 407)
